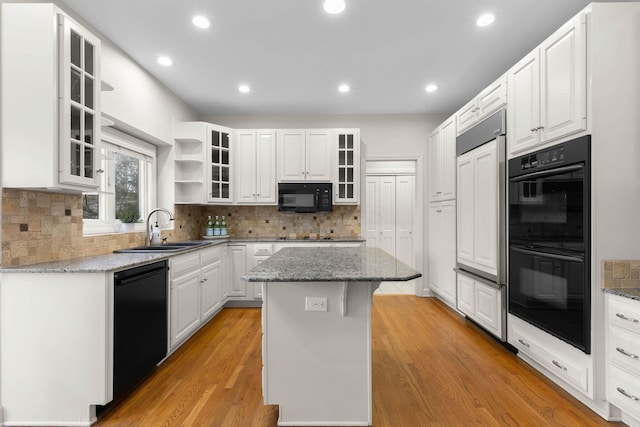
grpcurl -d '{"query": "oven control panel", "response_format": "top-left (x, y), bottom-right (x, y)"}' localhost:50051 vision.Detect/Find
top-left (520, 146), bottom-right (566, 171)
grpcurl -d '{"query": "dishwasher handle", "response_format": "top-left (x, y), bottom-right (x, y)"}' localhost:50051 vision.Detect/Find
top-left (116, 268), bottom-right (168, 286)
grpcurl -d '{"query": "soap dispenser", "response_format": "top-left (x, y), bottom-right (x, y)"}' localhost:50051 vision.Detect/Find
top-left (151, 221), bottom-right (162, 245)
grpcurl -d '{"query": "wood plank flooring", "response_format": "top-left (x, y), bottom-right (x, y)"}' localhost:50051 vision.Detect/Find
top-left (94, 296), bottom-right (621, 426)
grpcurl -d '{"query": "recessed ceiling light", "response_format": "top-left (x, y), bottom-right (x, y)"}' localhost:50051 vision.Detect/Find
top-left (157, 56), bottom-right (173, 66)
top-left (476, 13), bottom-right (495, 27)
top-left (338, 84), bottom-right (350, 93)
top-left (192, 15), bottom-right (211, 29)
top-left (324, 0), bottom-right (346, 14)
top-left (238, 84), bottom-right (251, 93)
top-left (425, 84), bottom-right (438, 93)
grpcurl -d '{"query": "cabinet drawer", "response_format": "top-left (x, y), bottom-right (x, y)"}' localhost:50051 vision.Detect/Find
top-left (609, 325), bottom-right (640, 375)
top-left (609, 295), bottom-right (640, 334)
top-left (170, 252), bottom-right (201, 278)
top-left (608, 365), bottom-right (640, 421)
top-left (200, 245), bottom-right (222, 265)
top-left (510, 319), bottom-right (589, 394)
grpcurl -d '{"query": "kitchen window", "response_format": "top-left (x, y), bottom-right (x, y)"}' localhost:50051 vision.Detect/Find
top-left (82, 128), bottom-right (156, 235)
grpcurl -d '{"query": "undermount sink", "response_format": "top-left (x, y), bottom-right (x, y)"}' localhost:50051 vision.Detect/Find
top-left (113, 241), bottom-right (212, 253)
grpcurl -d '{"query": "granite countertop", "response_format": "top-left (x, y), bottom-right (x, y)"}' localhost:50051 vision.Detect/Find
top-left (0, 237), bottom-right (360, 274)
top-left (241, 247), bottom-right (421, 282)
top-left (0, 239), bottom-right (228, 273)
top-left (604, 288), bottom-right (640, 301)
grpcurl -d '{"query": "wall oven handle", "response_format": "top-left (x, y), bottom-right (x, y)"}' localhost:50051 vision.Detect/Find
top-left (510, 246), bottom-right (584, 263)
top-left (510, 164), bottom-right (584, 182)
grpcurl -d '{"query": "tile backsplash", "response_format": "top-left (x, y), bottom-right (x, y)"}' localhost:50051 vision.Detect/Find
top-left (603, 260), bottom-right (640, 289)
top-left (1, 188), bottom-right (361, 267)
top-left (202, 205), bottom-right (361, 240)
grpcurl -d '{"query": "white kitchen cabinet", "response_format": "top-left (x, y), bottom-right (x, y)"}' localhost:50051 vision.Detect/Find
top-left (277, 129), bottom-right (333, 181)
top-left (456, 74), bottom-right (508, 136)
top-left (457, 272), bottom-right (504, 339)
top-left (200, 246), bottom-right (224, 321)
top-left (428, 201), bottom-right (456, 307)
top-left (174, 122), bottom-right (233, 204)
top-left (428, 116), bottom-right (456, 202)
top-left (456, 139), bottom-right (499, 277)
top-left (170, 253), bottom-right (202, 348)
top-left (209, 125), bottom-right (234, 203)
top-left (508, 13), bottom-right (586, 156)
top-left (235, 130), bottom-right (277, 204)
top-left (228, 244), bottom-right (248, 298)
top-left (509, 313), bottom-right (592, 398)
top-left (606, 293), bottom-right (640, 424)
top-left (1, 3), bottom-right (101, 191)
top-left (170, 245), bottom-right (225, 350)
top-left (334, 129), bottom-right (360, 204)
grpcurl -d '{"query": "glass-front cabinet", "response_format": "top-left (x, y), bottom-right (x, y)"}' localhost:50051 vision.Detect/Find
top-left (209, 126), bottom-right (232, 203)
top-left (0, 4), bottom-right (101, 191)
top-left (60, 15), bottom-right (101, 187)
top-left (334, 129), bottom-right (360, 204)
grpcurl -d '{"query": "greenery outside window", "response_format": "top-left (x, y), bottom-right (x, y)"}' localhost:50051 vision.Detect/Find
top-left (83, 128), bottom-right (156, 235)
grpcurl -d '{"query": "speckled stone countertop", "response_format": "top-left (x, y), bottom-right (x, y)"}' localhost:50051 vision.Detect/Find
top-left (241, 247), bottom-right (421, 282)
top-left (604, 288), bottom-right (640, 301)
top-left (0, 240), bottom-right (228, 273)
top-left (0, 238), bottom-right (363, 274)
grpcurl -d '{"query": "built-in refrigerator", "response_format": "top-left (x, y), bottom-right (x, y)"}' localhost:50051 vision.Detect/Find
top-left (455, 109), bottom-right (507, 341)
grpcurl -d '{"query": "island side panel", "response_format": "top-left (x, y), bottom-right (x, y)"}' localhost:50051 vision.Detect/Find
top-left (0, 272), bottom-right (111, 425)
top-left (263, 281), bottom-right (374, 426)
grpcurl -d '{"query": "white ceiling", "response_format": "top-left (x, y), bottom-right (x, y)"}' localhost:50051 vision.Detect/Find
top-left (60, 0), bottom-right (630, 116)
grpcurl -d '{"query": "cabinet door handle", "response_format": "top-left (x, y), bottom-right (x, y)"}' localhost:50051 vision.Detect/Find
top-left (536, 126), bottom-right (545, 131)
top-left (616, 347), bottom-right (639, 359)
top-left (96, 169), bottom-right (104, 173)
top-left (552, 360), bottom-right (568, 372)
top-left (518, 339), bottom-right (530, 348)
top-left (436, 210), bottom-right (442, 213)
top-left (436, 191), bottom-right (442, 194)
top-left (616, 313), bottom-right (640, 323)
top-left (617, 387), bottom-right (640, 401)
top-left (530, 128), bottom-right (538, 132)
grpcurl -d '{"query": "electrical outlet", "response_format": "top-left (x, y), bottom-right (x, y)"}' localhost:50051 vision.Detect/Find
top-left (305, 297), bottom-right (328, 312)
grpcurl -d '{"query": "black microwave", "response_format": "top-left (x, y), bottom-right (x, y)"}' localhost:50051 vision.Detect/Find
top-left (278, 183), bottom-right (332, 213)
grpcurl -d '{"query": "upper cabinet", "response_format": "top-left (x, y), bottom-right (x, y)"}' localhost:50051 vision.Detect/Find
top-left (277, 129), bottom-right (332, 182)
top-left (507, 13), bottom-right (586, 156)
top-left (428, 116), bottom-right (456, 202)
top-left (334, 129), bottom-right (360, 204)
top-left (209, 125), bottom-right (233, 203)
top-left (456, 75), bottom-right (507, 136)
top-left (235, 130), bottom-right (277, 204)
top-left (1, 3), bottom-right (101, 191)
top-left (173, 122), bottom-right (233, 204)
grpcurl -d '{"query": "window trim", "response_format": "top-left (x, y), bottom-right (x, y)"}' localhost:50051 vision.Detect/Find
top-left (83, 127), bottom-right (157, 236)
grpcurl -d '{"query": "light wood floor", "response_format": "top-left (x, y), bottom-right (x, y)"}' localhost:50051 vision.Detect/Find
top-left (94, 296), bottom-right (622, 426)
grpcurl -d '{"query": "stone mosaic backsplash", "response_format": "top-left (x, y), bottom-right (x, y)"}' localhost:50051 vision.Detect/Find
top-left (202, 205), bottom-right (361, 240)
top-left (1, 188), bottom-right (360, 267)
top-left (602, 260), bottom-right (640, 289)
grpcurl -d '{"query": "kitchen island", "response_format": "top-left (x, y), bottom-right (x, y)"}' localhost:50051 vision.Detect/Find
top-left (241, 246), bottom-right (420, 427)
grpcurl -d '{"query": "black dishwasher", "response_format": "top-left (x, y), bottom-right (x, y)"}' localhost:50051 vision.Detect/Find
top-left (113, 260), bottom-right (169, 402)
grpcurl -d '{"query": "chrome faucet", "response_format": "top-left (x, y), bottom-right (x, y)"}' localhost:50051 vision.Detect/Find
top-left (146, 208), bottom-right (175, 245)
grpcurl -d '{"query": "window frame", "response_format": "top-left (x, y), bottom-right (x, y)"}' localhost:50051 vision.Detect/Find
top-left (83, 127), bottom-right (156, 235)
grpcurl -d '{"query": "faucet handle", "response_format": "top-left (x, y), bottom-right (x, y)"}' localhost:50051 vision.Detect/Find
top-left (162, 237), bottom-right (170, 245)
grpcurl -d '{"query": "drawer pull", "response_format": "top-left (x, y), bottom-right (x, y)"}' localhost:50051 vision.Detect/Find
top-left (616, 313), bottom-right (640, 323)
top-left (518, 339), bottom-right (530, 348)
top-left (616, 347), bottom-right (639, 359)
top-left (552, 360), bottom-right (567, 371)
top-left (617, 387), bottom-right (640, 402)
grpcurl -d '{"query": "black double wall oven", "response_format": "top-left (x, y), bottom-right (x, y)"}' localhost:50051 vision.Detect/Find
top-left (508, 135), bottom-right (591, 353)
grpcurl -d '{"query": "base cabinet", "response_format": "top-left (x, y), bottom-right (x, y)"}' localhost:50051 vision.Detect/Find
top-left (606, 293), bottom-right (640, 424)
top-left (170, 246), bottom-right (224, 351)
top-left (456, 272), bottom-right (503, 339)
top-left (508, 314), bottom-right (592, 399)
